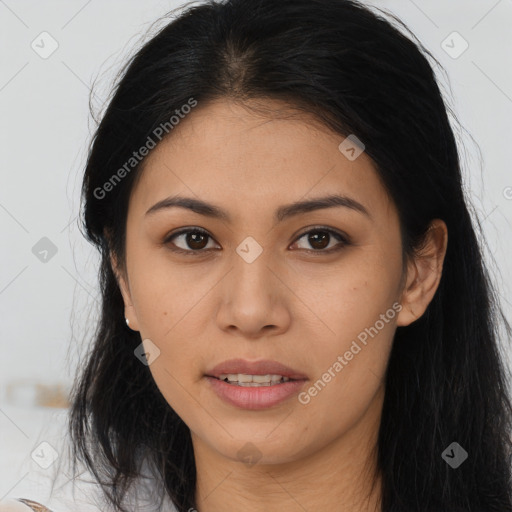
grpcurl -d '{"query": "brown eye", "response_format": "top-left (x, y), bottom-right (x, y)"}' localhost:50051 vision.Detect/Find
top-left (292, 228), bottom-right (349, 253)
top-left (306, 231), bottom-right (330, 250)
top-left (165, 228), bottom-right (218, 253)
top-left (185, 231), bottom-right (209, 250)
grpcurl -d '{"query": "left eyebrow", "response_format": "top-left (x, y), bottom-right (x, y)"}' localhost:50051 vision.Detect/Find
top-left (145, 194), bottom-right (372, 223)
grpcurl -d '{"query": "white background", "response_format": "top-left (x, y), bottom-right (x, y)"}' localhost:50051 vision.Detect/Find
top-left (1, 0), bottom-right (511, 501)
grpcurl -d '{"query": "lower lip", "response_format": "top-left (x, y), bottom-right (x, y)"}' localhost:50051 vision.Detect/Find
top-left (205, 376), bottom-right (307, 410)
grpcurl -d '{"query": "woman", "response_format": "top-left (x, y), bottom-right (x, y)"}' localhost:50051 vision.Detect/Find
top-left (2, 0), bottom-right (511, 510)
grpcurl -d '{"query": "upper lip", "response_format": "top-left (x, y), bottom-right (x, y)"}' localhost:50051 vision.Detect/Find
top-left (205, 359), bottom-right (308, 380)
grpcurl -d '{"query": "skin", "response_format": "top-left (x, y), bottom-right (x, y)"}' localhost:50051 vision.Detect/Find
top-left (112, 97), bottom-right (448, 512)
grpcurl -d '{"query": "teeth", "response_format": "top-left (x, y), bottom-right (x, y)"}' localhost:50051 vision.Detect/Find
top-left (218, 373), bottom-right (291, 386)
top-left (253, 374), bottom-right (273, 383)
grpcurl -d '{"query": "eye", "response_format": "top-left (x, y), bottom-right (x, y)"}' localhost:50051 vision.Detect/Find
top-left (163, 226), bottom-right (350, 255)
top-left (290, 227), bottom-right (349, 253)
top-left (164, 227), bottom-right (219, 254)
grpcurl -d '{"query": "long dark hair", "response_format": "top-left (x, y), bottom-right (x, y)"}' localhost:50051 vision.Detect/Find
top-left (69, 0), bottom-right (512, 510)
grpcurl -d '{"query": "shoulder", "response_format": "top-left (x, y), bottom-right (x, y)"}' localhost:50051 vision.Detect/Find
top-left (2, 408), bottom-right (178, 512)
top-left (0, 499), bottom-right (52, 511)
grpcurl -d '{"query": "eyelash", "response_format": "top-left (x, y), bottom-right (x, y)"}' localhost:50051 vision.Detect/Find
top-left (163, 226), bottom-right (350, 256)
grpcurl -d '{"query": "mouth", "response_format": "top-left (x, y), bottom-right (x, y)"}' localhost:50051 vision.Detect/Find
top-left (212, 373), bottom-right (299, 387)
top-left (204, 359), bottom-right (308, 410)
top-left (205, 358), bottom-right (308, 381)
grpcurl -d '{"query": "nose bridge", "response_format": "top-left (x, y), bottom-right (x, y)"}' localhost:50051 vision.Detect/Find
top-left (214, 238), bottom-right (289, 335)
top-left (228, 238), bottom-right (275, 301)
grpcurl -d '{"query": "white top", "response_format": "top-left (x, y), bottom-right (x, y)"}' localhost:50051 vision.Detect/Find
top-left (0, 408), bottom-right (178, 512)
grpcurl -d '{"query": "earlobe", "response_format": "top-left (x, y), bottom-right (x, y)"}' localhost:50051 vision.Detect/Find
top-left (396, 303), bottom-right (419, 327)
top-left (109, 251), bottom-right (141, 332)
top-left (396, 219), bottom-right (448, 327)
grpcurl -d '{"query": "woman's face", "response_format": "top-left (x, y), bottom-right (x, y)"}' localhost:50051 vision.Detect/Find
top-left (115, 98), bottom-right (427, 467)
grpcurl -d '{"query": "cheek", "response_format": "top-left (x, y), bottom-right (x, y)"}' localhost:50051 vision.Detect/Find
top-left (126, 246), bottom-right (203, 336)
top-left (297, 248), bottom-right (401, 404)
top-left (313, 250), bottom-right (402, 338)
top-left (125, 248), bottom-right (212, 379)
top-left (297, 294), bottom-right (396, 439)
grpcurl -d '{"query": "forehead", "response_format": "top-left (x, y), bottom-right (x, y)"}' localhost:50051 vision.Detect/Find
top-left (129, 98), bottom-right (393, 223)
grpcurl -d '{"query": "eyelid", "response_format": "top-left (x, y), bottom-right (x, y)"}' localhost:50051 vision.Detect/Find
top-left (292, 225), bottom-right (350, 244)
top-left (163, 227), bottom-right (217, 251)
top-left (290, 225), bottom-right (350, 253)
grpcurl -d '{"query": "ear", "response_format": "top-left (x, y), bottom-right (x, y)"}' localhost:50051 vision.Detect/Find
top-left (109, 249), bottom-right (141, 332)
top-left (396, 219), bottom-right (448, 327)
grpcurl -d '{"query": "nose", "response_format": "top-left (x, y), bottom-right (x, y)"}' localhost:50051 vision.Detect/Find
top-left (215, 251), bottom-right (292, 339)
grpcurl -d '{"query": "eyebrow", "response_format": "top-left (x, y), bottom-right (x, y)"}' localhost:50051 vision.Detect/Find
top-left (145, 194), bottom-right (371, 222)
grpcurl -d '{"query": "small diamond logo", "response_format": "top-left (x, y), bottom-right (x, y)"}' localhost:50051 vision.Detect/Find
top-left (134, 338), bottom-right (161, 366)
top-left (236, 442), bottom-right (262, 467)
top-left (338, 134), bottom-right (365, 161)
top-left (441, 31), bottom-right (469, 59)
top-left (31, 31), bottom-right (59, 59)
top-left (441, 441), bottom-right (468, 469)
top-left (32, 237), bottom-right (58, 263)
top-left (31, 441), bottom-right (59, 469)
top-left (236, 236), bottom-right (263, 263)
